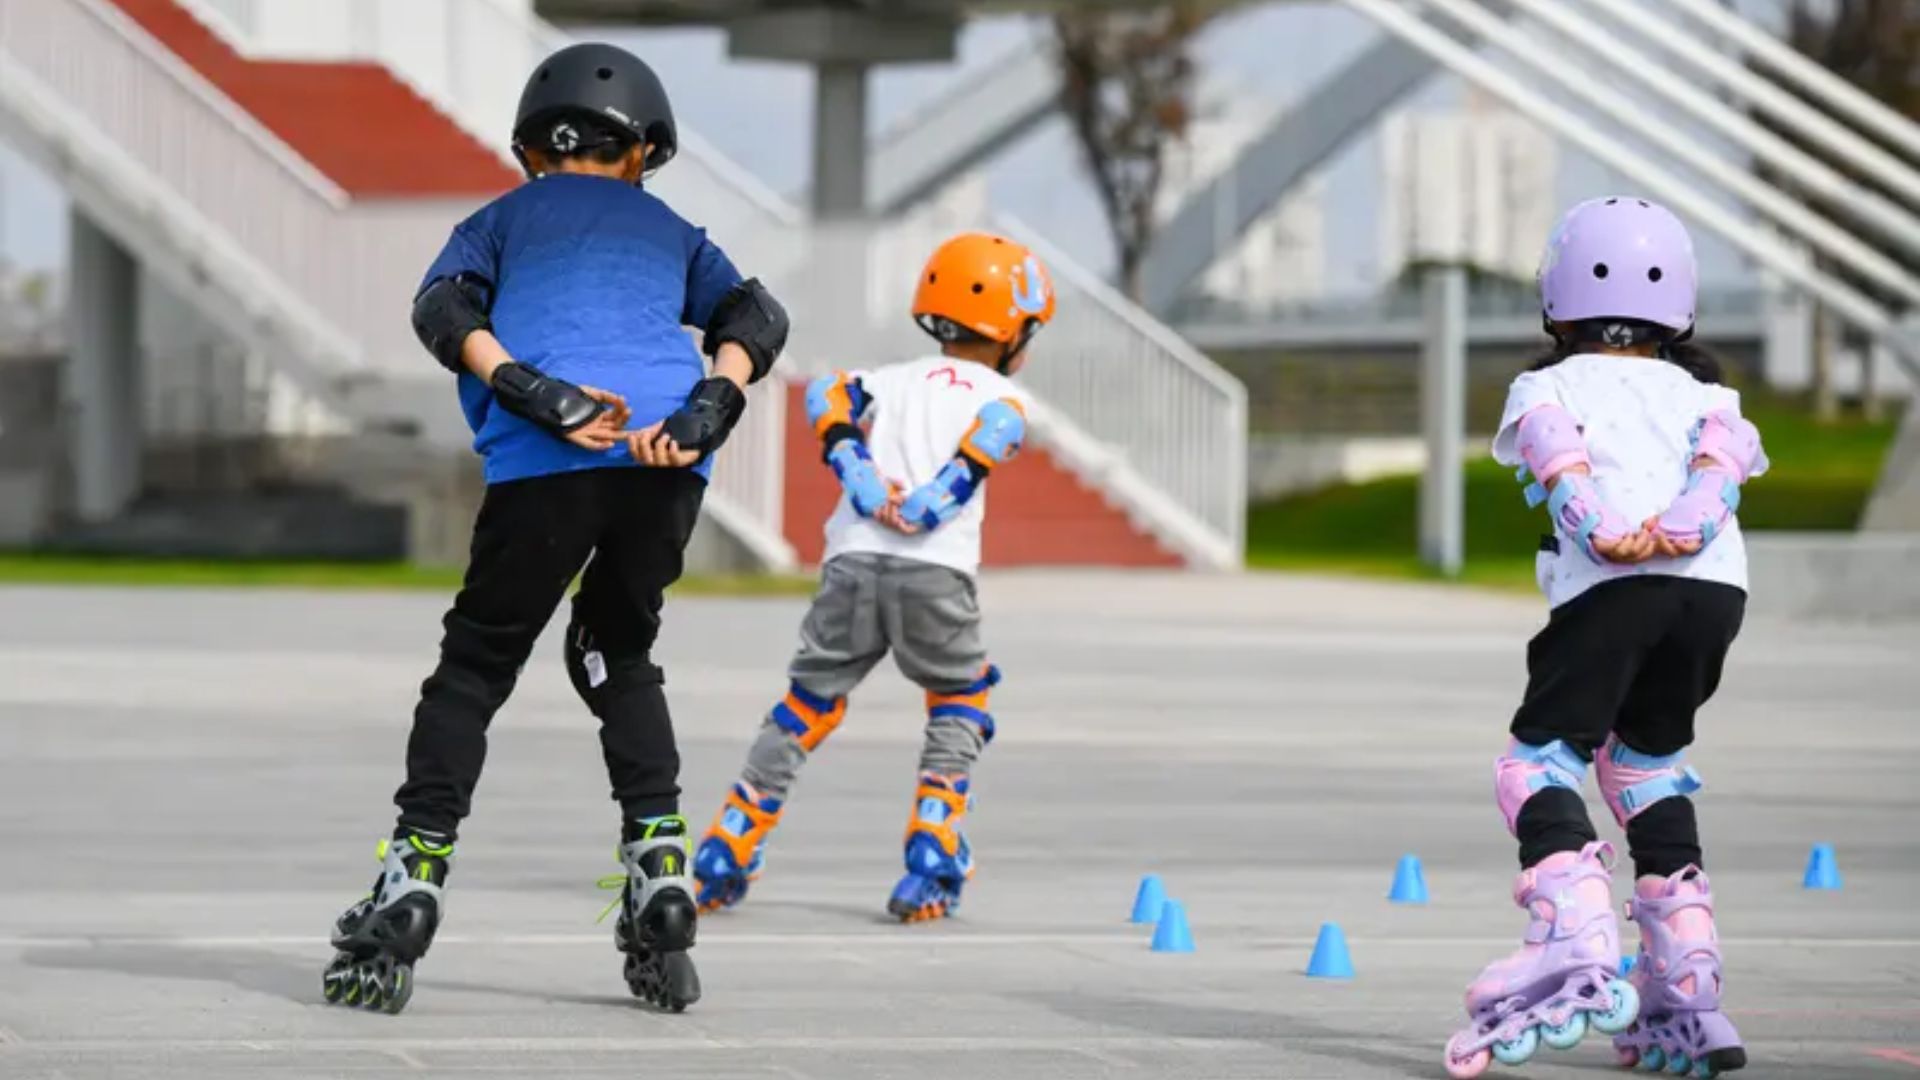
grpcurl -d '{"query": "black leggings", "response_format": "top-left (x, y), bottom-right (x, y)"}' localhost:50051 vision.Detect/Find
top-left (1508, 576), bottom-right (1746, 878)
top-left (393, 467), bottom-right (705, 838)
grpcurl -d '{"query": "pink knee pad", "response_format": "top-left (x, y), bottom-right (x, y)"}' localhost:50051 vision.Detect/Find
top-left (1596, 734), bottom-right (1703, 827)
top-left (1494, 739), bottom-right (1589, 836)
top-left (1515, 406), bottom-right (1628, 563)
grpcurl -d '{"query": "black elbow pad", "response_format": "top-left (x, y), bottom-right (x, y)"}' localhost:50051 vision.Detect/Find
top-left (412, 273), bottom-right (494, 373)
top-left (703, 278), bottom-right (788, 383)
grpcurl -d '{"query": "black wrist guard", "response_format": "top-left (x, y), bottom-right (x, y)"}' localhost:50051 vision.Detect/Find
top-left (662, 377), bottom-right (747, 458)
top-left (817, 422), bottom-right (865, 462)
top-left (704, 278), bottom-right (788, 383)
top-left (490, 362), bottom-right (603, 434)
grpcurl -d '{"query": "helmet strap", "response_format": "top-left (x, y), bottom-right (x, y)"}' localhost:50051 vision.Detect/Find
top-left (1554, 317), bottom-right (1674, 352)
top-left (997, 320), bottom-right (1041, 373)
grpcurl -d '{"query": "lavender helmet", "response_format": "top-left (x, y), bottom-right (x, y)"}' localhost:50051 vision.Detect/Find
top-left (1539, 197), bottom-right (1697, 333)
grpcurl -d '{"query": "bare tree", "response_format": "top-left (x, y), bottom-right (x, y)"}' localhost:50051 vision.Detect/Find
top-left (1054, 6), bottom-right (1211, 300)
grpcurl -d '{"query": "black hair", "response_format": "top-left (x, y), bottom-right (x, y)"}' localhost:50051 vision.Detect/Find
top-left (1529, 317), bottom-right (1723, 384)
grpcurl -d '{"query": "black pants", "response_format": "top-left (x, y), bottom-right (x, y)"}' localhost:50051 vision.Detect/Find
top-left (1508, 576), bottom-right (1745, 878)
top-left (393, 467), bottom-right (705, 839)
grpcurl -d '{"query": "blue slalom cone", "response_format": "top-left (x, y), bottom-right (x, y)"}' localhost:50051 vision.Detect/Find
top-left (1802, 843), bottom-right (1842, 890)
top-left (1130, 874), bottom-right (1167, 924)
top-left (1619, 954), bottom-right (1636, 977)
top-left (1305, 922), bottom-right (1354, 978)
top-left (1387, 854), bottom-right (1428, 905)
top-left (1150, 900), bottom-right (1194, 953)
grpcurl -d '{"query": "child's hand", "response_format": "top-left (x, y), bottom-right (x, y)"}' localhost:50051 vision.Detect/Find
top-left (873, 488), bottom-right (918, 534)
top-left (1593, 518), bottom-right (1659, 565)
top-left (627, 422), bottom-right (702, 468)
top-left (1652, 528), bottom-right (1704, 559)
top-left (563, 387), bottom-right (630, 451)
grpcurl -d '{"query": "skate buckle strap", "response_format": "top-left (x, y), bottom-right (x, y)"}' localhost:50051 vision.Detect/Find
top-left (1604, 739), bottom-right (1705, 818)
top-left (1618, 766), bottom-right (1703, 815)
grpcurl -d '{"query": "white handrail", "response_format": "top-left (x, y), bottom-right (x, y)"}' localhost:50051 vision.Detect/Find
top-left (1660, 0), bottom-right (1920, 166)
top-left (1428, 0), bottom-right (1920, 306)
top-left (1493, 0), bottom-right (1920, 260)
top-left (0, 0), bottom-right (366, 382)
top-left (1580, 0), bottom-right (1920, 210)
top-left (1341, 0), bottom-right (1920, 381)
top-left (74, 0), bottom-right (347, 208)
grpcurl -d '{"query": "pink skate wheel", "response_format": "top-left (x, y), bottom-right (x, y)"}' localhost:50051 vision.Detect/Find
top-left (1444, 1032), bottom-right (1491, 1079)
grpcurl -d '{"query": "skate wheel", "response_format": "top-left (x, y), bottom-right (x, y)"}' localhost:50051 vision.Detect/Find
top-left (1541, 1011), bottom-right (1587, 1049)
top-left (380, 964), bottom-right (413, 1015)
top-left (358, 964), bottom-right (386, 1011)
top-left (1492, 1026), bottom-right (1539, 1066)
top-left (1617, 1045), bottom-right (1642, 1068)
top-left (1443, 1032), bottom-right (1491, 1079)
top-left (1693, 1061), bottom-right (1715, 1079)
top-left (1641, 1046), bottom-right (1667, 1072)
top-left (1666, 1052), bottom-right (1692, 1075)
top-left (321, 956), bottom-right (353, 1004)
top-left (1593, 980), bottom-right (1641, 1034)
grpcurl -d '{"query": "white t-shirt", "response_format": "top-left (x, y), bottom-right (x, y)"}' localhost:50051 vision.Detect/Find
top-left (822, 355), bottom-right (1031, 578)
top-left (1491, 354), bottom-right (1768, 609)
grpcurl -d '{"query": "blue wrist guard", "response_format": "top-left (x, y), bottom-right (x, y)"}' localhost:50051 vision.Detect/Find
top-left (827, 438), bottom-right (890, 518)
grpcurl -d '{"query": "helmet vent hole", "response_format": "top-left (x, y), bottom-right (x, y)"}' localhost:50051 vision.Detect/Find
top-left (1648, 267), bottom-right (1664, 283)
top-left (971, 283), bottom-right (984, 294)
top-left (596, 67), bottom-right (614, 80)
top-left (1637, 199), bottom-right (1650, 208)
top-left (1592, 263), bottom-right (1610, 280)
top-left (1605, 197), bottom-right (1618, 205)
top-left (928, 273), bottom-right (937, 284)
top-left (538, 68), bottom-right (551, 82)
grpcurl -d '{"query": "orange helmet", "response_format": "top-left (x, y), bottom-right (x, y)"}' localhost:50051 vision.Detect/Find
top-left (912, 232), bottom-right (1057, 349)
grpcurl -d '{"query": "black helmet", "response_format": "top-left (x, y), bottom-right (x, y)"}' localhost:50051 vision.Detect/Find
top-left (512, 43), bottom-right (677, 176)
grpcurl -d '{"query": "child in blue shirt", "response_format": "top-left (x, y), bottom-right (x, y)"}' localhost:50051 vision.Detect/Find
top-left (321, 42), bottom-right (787, 1017)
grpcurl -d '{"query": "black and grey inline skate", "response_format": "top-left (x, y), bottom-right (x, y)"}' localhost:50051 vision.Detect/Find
top-left (600, 814), bottom-right (701, 1011)
top-left (322, 829), bottom-right (453, 1014)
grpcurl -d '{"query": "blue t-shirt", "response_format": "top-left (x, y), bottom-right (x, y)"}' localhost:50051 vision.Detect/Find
top-left (419, 173), bottom-right (742, 484)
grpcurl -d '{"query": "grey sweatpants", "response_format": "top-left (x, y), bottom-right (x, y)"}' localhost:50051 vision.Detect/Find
top-left (741, 552), bottom-right (992, 799)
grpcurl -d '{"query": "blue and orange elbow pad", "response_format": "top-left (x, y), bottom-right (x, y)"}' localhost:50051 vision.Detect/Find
top-left (804, 371), bottom-right (871, 453)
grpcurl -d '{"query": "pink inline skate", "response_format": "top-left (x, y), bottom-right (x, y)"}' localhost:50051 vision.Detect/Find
top-left (1445, 841), bottom-right (1640, 1078)
top-left (1612, 867), bottom-right (1745, 1077)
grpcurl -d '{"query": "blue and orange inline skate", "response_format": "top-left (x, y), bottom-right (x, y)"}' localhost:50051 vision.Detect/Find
top-left (693, 781), bottom-right (784, 912)
top-left (887, 772), bottom-right (974, 922)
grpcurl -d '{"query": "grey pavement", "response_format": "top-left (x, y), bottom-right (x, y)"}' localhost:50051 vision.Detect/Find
top-left (0, 572), bottom-right (1915, 1080)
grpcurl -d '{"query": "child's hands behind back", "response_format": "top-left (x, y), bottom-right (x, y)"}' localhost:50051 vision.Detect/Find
top-left (563, 388), bottom-right (630, 452)
top-left (627, 422), bottom-right (702, 468)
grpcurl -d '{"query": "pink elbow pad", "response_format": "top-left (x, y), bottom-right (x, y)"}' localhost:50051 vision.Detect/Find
top-left (1657, 411), bottom-right (1764, 548)
top-left (1515, 406), bottom-right (1628, 563)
